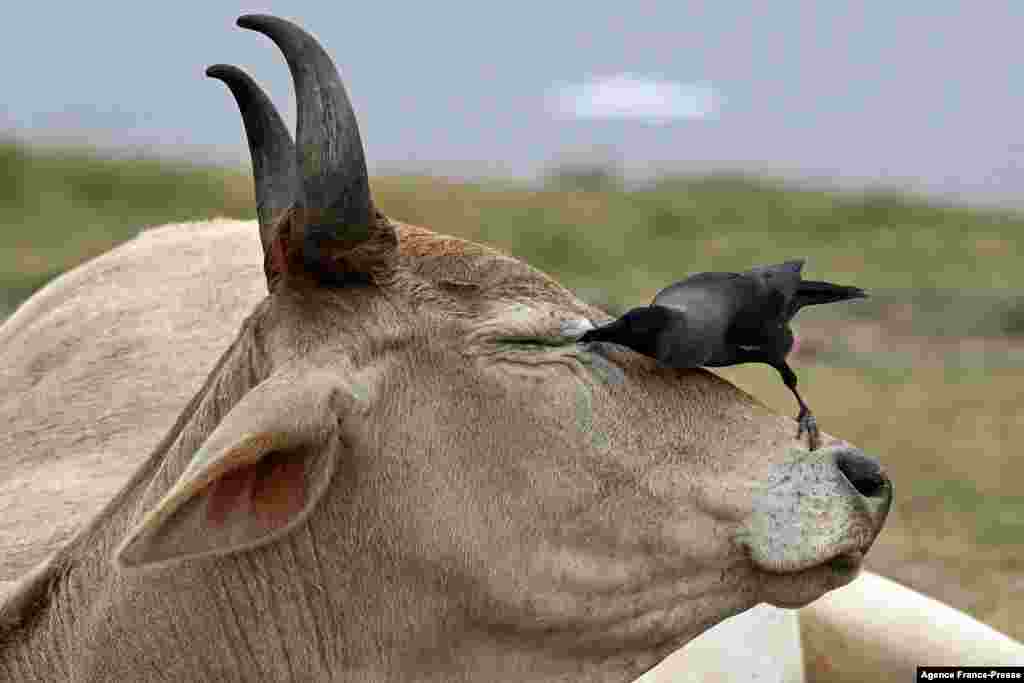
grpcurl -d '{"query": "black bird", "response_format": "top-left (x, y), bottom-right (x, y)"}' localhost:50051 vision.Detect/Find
top-left (578, 260), bottom-right (866, 450)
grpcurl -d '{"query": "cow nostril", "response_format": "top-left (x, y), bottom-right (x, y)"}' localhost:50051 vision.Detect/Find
top-left (835, 451), bottom-right (888, 498)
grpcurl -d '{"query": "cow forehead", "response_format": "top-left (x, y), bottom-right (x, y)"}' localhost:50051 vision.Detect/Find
top-left (390, 301), bottom-right (767, 446)
top-left (268, 227), bottom-right (769, 449)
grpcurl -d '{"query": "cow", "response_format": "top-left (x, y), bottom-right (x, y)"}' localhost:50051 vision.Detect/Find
top-left (0, 15), bottom-right (895, 682)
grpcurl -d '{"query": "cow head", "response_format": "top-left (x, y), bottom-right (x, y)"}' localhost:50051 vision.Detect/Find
top-left (111, 15), bottom-right (890, 680)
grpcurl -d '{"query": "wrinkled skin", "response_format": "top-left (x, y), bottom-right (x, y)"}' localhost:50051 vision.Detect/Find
top-left (0, 220), bottom-right (890, 682)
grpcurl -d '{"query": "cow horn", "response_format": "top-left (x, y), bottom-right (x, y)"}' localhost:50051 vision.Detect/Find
top-left (238, 14), bottom-right (378, 283)
top-left (205, 64), bottom-right (298, 281)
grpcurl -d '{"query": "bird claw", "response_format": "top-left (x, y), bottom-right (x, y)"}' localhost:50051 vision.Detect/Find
top-left (797, 412), bottom-right (820, 451)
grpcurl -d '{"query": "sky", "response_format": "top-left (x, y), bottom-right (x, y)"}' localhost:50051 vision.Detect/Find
top-left (4, 2), bottom-right (1024, 204)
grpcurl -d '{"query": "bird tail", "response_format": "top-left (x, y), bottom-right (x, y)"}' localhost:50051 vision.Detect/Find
top-left (792, 280), bottom-right (867, 311)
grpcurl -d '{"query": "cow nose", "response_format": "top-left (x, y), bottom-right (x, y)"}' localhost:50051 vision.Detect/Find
top-left (835, 450), bottom-right (889, 499)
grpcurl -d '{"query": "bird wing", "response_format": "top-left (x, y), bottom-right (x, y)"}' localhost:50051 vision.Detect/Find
top-left (654, 276), bottom-right (741, 322)
top-left (652, 279), bottom-right (737, 365)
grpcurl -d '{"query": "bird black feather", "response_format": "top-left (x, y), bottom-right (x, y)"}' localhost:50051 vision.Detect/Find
top-left (578, 260), bottom-right (866, 450)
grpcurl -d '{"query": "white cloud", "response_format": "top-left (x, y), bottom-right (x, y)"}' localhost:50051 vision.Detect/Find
top-left (547, 74), bottom-right (720, 124)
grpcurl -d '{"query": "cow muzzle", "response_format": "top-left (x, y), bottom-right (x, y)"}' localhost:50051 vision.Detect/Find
top-left (740, 444), bottom-right (892, 578)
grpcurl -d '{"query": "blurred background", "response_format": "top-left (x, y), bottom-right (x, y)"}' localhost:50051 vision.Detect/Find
top-left (2, 0), bottom-right (1022, 644)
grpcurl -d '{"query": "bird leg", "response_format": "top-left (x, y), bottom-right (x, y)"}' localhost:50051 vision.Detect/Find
top-left (773, 361), bottom-right (819, 451)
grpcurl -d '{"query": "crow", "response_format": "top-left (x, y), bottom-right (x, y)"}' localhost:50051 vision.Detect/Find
top-left (578, 260), bottom-right (866, 450)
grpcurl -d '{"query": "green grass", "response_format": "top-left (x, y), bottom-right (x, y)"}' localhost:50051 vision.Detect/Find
top-left (4, 140), bottom-right (1024, 310)
top-left (0, 141), bottom-right (255, 298)
top-left (373, 172), bottom-right (1024, 312)
top-left (2, 140), bottom-right (1023, 639)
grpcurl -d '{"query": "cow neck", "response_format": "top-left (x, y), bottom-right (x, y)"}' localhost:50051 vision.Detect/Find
top-left (0, 302), bottom-right (273, 674)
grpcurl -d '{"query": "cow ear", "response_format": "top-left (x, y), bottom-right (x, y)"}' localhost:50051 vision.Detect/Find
top-left (116, 371), bottom-right (361, 569)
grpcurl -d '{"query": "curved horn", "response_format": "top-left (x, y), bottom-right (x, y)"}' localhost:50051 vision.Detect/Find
top-left (205, 64), bottom-right (299, 275)
top-left (237, 14), bottom-right (375, 280)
